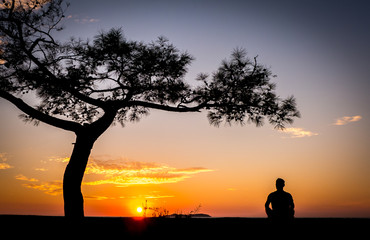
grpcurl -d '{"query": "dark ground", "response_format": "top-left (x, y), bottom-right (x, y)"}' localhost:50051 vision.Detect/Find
top-left (1, 215), bottom-right (369, 239)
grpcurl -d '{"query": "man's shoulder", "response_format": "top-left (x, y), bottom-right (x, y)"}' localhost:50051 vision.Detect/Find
top-left (268, 191), bottom-right (278, 197)
top-left (269, 190), bottom-right (292, 197)
top-left (282, 191), bottom-right (293, 200)
top-left (284, 191), bottom-right (293, 197)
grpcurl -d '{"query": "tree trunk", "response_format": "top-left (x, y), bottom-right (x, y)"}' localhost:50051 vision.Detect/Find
top-left (63, 133), bottom-right (96, 220)
top-left (62, 110), bottom-right (117, 220)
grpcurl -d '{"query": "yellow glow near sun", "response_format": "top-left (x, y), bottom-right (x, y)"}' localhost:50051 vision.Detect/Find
top-left (136, 207), bottom-right (143, 213)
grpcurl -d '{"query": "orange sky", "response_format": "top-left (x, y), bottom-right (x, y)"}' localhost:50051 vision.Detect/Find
top-left (1, 0), bottom-right (370, 218)
top-left (1, 106), bottom-right (369, 217)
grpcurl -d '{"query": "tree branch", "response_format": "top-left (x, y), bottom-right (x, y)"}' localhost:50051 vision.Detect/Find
top-left (126, 100), bottom-right (207, 113)
top-left (24, 49), bottom-right (108, 109)
top-left (4, 18), bottom-right (108, 110)
top-left (0, 90), bottom-right (81, 133)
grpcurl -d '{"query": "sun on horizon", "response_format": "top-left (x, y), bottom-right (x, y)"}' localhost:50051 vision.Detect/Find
top-left (137, 207), bottom-right (143, 214)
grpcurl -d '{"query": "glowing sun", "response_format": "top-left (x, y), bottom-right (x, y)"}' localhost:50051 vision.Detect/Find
top-left (136, 207), bottom-right (143, 213)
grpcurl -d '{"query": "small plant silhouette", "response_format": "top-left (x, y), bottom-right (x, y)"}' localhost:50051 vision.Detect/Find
top-left (141, 200), bottom-right (170, 218)
top-left (141, 201), bottom-right (205, 218)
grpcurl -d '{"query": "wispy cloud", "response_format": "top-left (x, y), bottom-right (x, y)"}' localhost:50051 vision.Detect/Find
top-left (15, 174), bottom-right (38, 182)
top-left (0, 153), bottom-right (8, 161)
top-left (119, 194), bottom-right (175, 199)
top-left (280, 127), bottom-right (319, 138)
top-left (83, 158), bottom-right (214, 187)
top-left (0, 152), bottom-right (13, 170)
top-left (66, 14), bottom-right (100, 24)
top-left (0, 162), bottom-right (12, 170)
top-left (141, 194), bottom-right (174, 199)
top-left (333, 115), bottom-right (362, 126)
top-left (48, 156), bottom-right (69, 163)
top-left (15, 174), bottom-right (62, 195)
top-left (15, 157), bottom-right (214, 196)
top-left (21, 181), bottom-right (62, 196)
top-left (84, 195), bottom-right (115, 201)
top-left (34, 168), bottom-right (48, 171)
top-left (84, 193), bottom-right (174, 201)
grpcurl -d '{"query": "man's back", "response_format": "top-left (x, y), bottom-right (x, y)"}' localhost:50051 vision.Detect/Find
top-left (268, 190), bottom-right (294, 216)
top-left (265, 178), bottom-right (295, 219)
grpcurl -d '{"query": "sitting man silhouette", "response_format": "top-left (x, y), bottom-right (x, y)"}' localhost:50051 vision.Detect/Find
top-left (265, 178), bottom-right (295, 220)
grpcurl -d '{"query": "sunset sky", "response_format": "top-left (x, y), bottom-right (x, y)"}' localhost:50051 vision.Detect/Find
top-left (1, 0), bottom-right (370, 217)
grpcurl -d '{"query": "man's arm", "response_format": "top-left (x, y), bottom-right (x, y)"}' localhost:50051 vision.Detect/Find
top-left (289, 193), bottom-right (295, 217)
top-left (265, 196), bottom-right (271, 210)
top-left (265, 194), bottom-right (272, 217)
top-left (289, 194), bottom-right (295, 209)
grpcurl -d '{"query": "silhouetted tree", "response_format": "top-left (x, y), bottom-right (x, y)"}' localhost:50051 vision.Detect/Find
top-left (0, 0), bottom-right (300, 220)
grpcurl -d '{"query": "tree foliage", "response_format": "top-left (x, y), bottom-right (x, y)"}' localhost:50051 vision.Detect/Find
top-left (0, 0), bottom-right (300, 132)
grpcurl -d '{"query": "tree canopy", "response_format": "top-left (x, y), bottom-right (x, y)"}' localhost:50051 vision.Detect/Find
top-left (0, 0), bottom-right (300, 133)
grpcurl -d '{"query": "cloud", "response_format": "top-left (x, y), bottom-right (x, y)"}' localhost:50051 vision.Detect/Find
top-left (15, 174), bottom-right (38, 182)
top-left (0, 163), bottom-right (13, 170)
top-left (84, 195), bottom-right (115, 201)
top-left (84, 193), bottom-right (174, 201)
top-left (83, 158), bottom-right (214, 187)
top-left (48, 156), bottom-right (69, 163)
top-left (141, 194), bottom-right (174, 199)
top-left (15, 174), bottom-right (62, 195)
top-left (15, 157), bottom-right (214, 196)
top-left (21, 181), bottom-right (62, 196)
top-left (333, 115), bottom-right (362, 126)
top-left (34, 168), bottom-right (48, 171)
top-left (280, 127), bottom-right (319, 138)
top-left (0, 153), bottom-right (8, 161)
top-left (66, 14), bottom-right (100, 24)
top-left (0, 152), bottom-right (13, 170)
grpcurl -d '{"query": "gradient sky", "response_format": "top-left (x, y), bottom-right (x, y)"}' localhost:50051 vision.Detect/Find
top-left (1, 0), bottom-right (370, 217)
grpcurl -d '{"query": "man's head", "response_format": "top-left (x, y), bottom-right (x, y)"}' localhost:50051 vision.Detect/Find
top-left (276, 178), bottom-right (285, 191)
